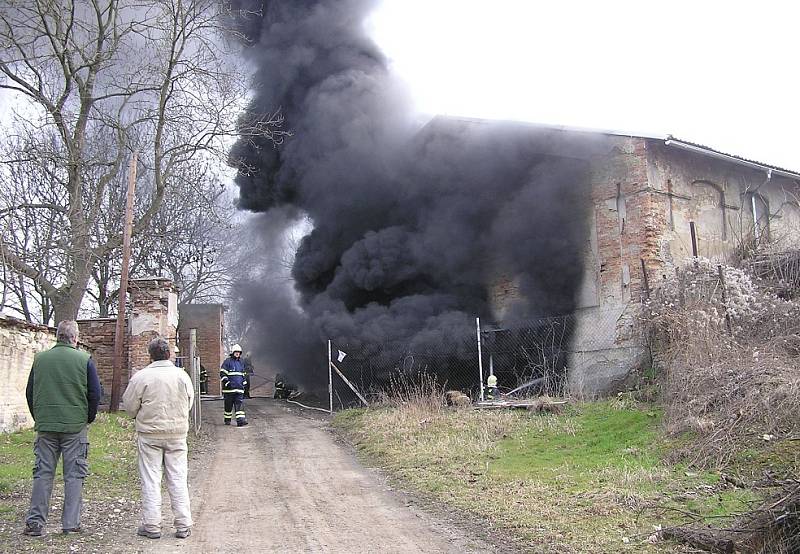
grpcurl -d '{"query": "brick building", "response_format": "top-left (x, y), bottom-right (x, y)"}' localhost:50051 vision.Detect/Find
top-left (426, 117), bottom-right (800, 395)
top-left (177, 304), bottom-right (225, 396)
top-left (1, 278), bottom-right (227, 432)
top-left (78, 277), bottom-right (180, 398)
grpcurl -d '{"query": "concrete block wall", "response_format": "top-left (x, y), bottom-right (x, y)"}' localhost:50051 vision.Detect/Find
top-left (0, 317), bottom-right (55, 432)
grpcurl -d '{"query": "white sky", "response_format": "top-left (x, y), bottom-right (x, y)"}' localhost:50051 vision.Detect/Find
top-left (367, 0), bottom-right (800, 171)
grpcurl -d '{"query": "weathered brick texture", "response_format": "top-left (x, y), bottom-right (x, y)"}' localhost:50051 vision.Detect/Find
top-left (77, 318), bottom-right (117, 401)
top-left (178, 304), bottom-right (225, 396)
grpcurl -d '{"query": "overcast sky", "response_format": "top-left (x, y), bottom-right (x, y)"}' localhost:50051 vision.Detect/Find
top-left (368, 0), bottom-right (799, 171)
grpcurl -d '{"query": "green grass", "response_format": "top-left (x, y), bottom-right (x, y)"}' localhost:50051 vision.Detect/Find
top-left (334, 400), bottom-right (775, 553)
top-left (0, 414), bottom-right (138, 495)
top-left (492, 403), bottom-right (661, 481)
top-left (0, 413), bottom-right (140, 552)
top-left (0, 427), bottom-right (36, 493)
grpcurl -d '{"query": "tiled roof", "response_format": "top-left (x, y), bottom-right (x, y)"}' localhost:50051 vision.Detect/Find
top-left (425, 116), bottom-right (800, 179)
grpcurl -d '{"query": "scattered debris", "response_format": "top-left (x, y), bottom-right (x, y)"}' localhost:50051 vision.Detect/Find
top-left (473, 396), bottom-right (568, 413)
top-left (660, 480), bottom-right (800, 553)
top-left (445, 390), bottom-right (471, 407)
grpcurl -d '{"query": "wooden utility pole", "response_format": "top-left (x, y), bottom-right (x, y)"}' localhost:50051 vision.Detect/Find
top-left (110, 151), bottom-right (138, 412)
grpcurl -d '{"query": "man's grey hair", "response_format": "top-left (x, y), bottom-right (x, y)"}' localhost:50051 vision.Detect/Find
top-left (148, 337), bottom-right (172, 362)
top-left (56, 320), bottom-right (79, 346)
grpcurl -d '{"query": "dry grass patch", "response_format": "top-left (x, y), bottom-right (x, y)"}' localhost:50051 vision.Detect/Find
top-left (335, 401), bottom-right (752, 553)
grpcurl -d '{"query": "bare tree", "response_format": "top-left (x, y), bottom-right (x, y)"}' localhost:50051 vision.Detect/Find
top-left (0, 0), bottom-right (284, 323)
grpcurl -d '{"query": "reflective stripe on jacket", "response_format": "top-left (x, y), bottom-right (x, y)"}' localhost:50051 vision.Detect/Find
top-left (220, 356), bottom-right (247, 393)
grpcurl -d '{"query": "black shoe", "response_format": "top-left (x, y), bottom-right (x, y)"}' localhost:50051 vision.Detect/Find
top-left (175, 528), bottom-right (191, 539)
top-left (62, 527), bottom-right (82, 534)
top-left (224, 420), bottom-right (231, 425)
top-left (23, 522), bottom-right (43, 537)
top-left (237, 420), bottom-right (249, 427)
top-left (137, 526), bottom-right (161, 539)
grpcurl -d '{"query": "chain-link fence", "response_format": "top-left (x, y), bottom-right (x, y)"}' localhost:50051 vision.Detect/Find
top-left (327, 307), bottom-right (642, 411)
top-left (329, 325), bottom-right (478, 410)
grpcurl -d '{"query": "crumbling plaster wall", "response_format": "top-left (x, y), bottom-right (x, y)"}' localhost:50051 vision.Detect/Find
top-left (0, 318), bottom-right (55, 432)
top-left (645, 142), bottom-right (800, 267)
top-left (568, 136), bottom-right (656, 395)
top-left (570, 139), bottom-right (800, 396)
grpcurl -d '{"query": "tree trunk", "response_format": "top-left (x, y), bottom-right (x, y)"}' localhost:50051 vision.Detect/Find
top-left (52, 267), bottom-right (92, 323)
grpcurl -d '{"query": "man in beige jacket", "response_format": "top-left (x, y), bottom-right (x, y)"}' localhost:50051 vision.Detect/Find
top-left (123, 337), bottom-right (194, 540)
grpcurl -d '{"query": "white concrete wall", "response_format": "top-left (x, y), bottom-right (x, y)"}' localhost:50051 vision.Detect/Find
top-left (0, 317), bottom-right (55, 433)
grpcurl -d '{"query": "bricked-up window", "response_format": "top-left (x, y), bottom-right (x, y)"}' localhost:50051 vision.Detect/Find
top-left (747, 192), bottom-right (771, 242)
top-left (691, 180), bottom-right (727, 241)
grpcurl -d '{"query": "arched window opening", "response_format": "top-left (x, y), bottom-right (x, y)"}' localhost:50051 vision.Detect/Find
top-left (691, 180), bottom-right (727, 241)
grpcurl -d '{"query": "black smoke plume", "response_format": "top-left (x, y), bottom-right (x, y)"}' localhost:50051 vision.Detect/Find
top-left (228, 0), bottom-right (594, 392)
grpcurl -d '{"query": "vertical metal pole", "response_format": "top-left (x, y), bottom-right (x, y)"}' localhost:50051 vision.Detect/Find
top-left (328, 339), bottom-right (333, 414)
top-left (689, 221), bottom-right (698, 258)
top-left (110, 151), bottom-right (138, 412)
top-left (476, 317), bottom-right (484, 402)
top-left (718, 265), bottom-right (733, 336)
top-left (640, 258), bottom-right (651, 299)
top-left (188, 329), bottom-right (197, 431)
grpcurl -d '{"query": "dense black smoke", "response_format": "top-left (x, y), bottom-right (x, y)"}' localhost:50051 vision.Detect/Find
top-left (228, 0), bottom-right (595, 390)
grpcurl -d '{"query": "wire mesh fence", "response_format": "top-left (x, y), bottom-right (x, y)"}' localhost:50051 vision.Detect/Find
top-left (327, 306), bottom-right (642, 411)
top-left (329, 327), bottom-right (479, 410)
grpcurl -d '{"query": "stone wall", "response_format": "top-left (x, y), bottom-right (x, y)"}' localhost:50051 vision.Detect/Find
top-left (0, 317), bottom-right (55, 432)
top-left (645, 142), bottom-right (800, 268)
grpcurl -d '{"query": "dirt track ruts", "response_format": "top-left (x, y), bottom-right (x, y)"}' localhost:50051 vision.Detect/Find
top-left (149, 398), bottom-right (495, 553)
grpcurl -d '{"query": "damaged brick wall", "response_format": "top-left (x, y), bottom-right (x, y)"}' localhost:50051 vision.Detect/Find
top-left (127, 278), bottom-right (179, 374)
top-left (77, 278), bottom-right (180, 402)
top-left (570, 138), bottom-right (800, 396)
top-left (77, 318), bottom-right (117, 400)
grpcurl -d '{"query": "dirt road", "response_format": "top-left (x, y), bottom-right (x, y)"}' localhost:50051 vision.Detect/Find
top-left (150, 398), bottom-right (494, 554)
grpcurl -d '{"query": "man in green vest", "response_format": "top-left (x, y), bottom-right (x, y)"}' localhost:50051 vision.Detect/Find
top-left (22, 320), bottom-right (102, 537)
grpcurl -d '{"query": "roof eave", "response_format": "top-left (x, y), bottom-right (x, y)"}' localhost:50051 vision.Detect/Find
top-left (663, 139), bottom-right (800, 180)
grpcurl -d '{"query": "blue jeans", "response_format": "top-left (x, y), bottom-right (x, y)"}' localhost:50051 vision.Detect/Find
top-left (26, 426), bottom-right (89, 530)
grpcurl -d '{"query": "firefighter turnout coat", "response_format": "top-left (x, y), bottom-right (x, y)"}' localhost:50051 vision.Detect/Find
top-left (220, 356), bottom-right (247, 394)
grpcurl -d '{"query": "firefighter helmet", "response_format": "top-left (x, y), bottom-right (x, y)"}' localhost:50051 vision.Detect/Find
top-left (231, 344), bottom-right (243, 354)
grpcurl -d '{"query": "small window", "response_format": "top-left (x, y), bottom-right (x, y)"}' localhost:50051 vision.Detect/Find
top-left (746, 192), bottom-right (770, 242)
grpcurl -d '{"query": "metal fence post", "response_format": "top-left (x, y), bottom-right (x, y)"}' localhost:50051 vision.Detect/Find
top-left (476, 317), bottom-right (484, 401)
top-left (327, 339), bottom-right (333, 414)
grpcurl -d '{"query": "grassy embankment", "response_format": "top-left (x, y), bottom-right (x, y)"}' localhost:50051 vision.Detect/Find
top-left (334, 398), bottom-right (796, 553)
top-left (0, 413), bottom-right (139, 552)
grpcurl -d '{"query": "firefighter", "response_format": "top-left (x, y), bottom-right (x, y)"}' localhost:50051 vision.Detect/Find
top-left (220, 344), bottom-right (248, 427)
top-left (486, 373), bottom-right (498, 400)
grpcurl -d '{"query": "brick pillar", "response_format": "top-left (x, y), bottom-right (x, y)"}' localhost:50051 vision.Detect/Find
top-left (128, 277), bottom-right (179, 373)
top-left (178, 304), bottom-right (225, 396)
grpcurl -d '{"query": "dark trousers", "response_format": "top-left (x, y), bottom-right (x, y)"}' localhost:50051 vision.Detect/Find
top-left (223, 392), bottom-right (246, 425)
top-left (243, 380), bottom-right (251, 399)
